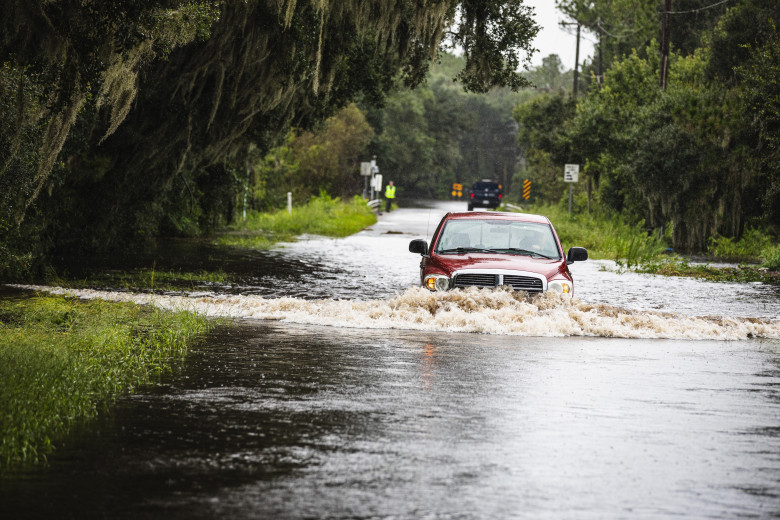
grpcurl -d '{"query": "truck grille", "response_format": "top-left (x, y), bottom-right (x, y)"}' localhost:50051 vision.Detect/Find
top-left (453, 273), bottom-right (545, 293)
top-left (454, 273), bottom-right (498, 288)
top-left (503, 275), bottom-right (544, 292)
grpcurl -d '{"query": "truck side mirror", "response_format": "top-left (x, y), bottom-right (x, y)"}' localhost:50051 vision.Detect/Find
top-left (409, 239), bottom-right (428, 255)
top-left (567, 247), bottom-right (588, 264)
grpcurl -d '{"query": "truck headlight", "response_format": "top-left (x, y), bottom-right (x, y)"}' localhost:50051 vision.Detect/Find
top-left (425, 275), bottom-right (451, 291)
top-left (548, 280), bottom-right (571, 295)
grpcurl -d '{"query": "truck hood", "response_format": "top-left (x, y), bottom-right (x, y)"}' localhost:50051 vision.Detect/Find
top-left (429, 253), bottom-right (565, 280)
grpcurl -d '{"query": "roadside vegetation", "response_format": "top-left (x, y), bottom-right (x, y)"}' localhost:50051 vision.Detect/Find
top-left (217, 194), bottom-right (377, 249)
top-left (0, 292), bottom-right (215, 473)
top-left (0, 191), bottom-right (374, 474)
top-left (532, 204), bottom-right (670, 267)
top-left (44, 267), bottom-right (230, 293)
top-left (524, 203), bottom-right (780, 285)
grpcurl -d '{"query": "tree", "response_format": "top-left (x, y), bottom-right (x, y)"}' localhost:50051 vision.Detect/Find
top-left (0, 1), bottom-right (220, 229)
top-left (0, 0), bottom-right (541, 265)
top-left (292, 104), bottom-right (375, 199)
top-left (736, 20), bottom-right (780, 229)
top-left (523, 54), bottom-right (571, 91)
top-left (513, 91), bottom-right (576, 204)
top-left (555, 0), bottom-right (729, 92)
top-left (371, 89), bottom-right (438, 196)
top-left (366, 52), bottom-right (526, 199)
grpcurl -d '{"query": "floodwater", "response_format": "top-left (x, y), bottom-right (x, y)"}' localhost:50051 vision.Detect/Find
top-left (3, 200), bottom-right (780, 519)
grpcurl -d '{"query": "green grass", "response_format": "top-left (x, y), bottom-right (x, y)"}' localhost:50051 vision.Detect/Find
top-left (517, 203), bottom-right (670, 267)
top-left (0, 293), bottom-right (215, 472)
top-left (45, 267), bottom-right (229, 292)
top-left (218, 194), bottom-right (377, 249)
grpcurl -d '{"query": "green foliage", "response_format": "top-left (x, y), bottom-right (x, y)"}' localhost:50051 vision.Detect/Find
top-left (735, 19), bottom-right (780, 227)
top-left (763, 245), bottom-right (780, 271)
top-left (366, 52), bottom-right (527, 198)
top-left (707, 228), bottom-right (774, 262)
top-left (249, 104), bottom-right (374, 211)
top-left (0, 294), bottom-right (214, 470)
top-left (370, 89), bottom-right (438, 195)
top-left (45, 268), bottom-right (229, 293)
top-left (218, 194), bottom-right (377, 249)
top-left (707, 0), bottom-right (780, 84)
top-left (556, 0), bottom-right (727, 86)
top-left (293, 104), bottom-right (375, 199)
top-left (522, 54), bottom-right (573, 92)
top-left (0, 1), bottom-right (222, 227)
top-left (451, 0), bottom-right (539, 92)
top-left (518, 17), bottom-right (779, 254)
top-left (512, 91), bottom-right (576, 203)
top-left (529, 204), bottom-right (669, 267)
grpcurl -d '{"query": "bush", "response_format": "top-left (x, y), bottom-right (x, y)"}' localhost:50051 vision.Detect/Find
top-left (526, 203), bottom-right (670, 267)
top-left (707, 228), bottom-right (772, 261)
top-left (219, 193), bottom-right (377, 248)
top-left (763, 245), bottom-right (780, 271)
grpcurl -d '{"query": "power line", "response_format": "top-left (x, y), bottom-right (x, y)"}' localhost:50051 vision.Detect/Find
top-left (666, 0), bottom-right (733, 15)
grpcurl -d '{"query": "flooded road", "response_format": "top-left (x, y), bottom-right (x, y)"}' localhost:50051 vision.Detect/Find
top-left (4, 201), bottom-right (780, 518)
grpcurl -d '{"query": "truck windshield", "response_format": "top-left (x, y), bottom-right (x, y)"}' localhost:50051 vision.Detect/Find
top-left (435, 219), bottom-right (560, 259)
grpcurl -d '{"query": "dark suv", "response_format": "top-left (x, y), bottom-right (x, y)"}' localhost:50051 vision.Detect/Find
top-left (468, 180), bottom-right (502, 211)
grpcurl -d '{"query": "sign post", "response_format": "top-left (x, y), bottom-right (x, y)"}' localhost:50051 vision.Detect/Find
top-left (372, 173), bottom-right (383, 198)
top-left (564, 164), bottom-right (579, 214)
top-left (370, 159), bottom-right (379, 200)
top-left (360, 161), bottom-right (372, 199)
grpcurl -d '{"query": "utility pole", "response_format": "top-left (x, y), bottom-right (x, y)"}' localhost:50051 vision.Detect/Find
top-left (660, 0), bottom-right (671, 89)
top-left (574, 22), bottom-right (581, 98)
top-left (597, 18), bottom-right (603, 88)
top-left (560, 20), bottom-right (582, 98)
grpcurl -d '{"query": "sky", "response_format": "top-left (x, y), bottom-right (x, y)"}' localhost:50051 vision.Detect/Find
top-left (524, 0), bottom-right (596, 71)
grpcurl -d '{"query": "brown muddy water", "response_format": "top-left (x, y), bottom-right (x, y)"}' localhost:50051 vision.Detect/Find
top-left (3, 201), bottom-right (780, 518)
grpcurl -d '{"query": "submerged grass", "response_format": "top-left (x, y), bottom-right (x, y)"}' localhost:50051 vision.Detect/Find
top-left (45, 267), bottom-right (229, 292)
top-left (0, 292), bottom-right (215, 472)
top-left (218, 194), bottom-right (377, 249)
top-left (636, 258), bottom-right (780, 285)
top-left (510, 203), bottom-right (780, 284)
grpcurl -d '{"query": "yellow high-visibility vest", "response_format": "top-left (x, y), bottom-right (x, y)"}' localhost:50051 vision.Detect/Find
top-left (385, 184), bottom-right (396, 199)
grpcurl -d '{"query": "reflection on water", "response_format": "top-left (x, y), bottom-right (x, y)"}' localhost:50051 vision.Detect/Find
top-left (2, 323), bottom-right (780, 518)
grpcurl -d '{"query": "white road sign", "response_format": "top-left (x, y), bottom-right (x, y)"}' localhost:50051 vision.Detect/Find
top-left (564, 164), bottom-right (579, 183)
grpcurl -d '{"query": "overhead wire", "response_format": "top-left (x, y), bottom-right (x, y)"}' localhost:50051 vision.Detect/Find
top-left (665, 0), bottom-right (734, 15)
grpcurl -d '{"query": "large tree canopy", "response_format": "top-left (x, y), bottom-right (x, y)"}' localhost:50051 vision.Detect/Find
top-left (0, 0), bottom-right (539, 265)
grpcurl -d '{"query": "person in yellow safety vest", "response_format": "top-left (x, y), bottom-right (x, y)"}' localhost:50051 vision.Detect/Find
top-left (384, 180), bottom-right (396, 212)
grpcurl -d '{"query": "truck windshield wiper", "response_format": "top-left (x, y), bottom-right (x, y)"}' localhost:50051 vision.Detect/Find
top-left (498, 248), bottom-right (557, 259)
top-left (438, 247), bottom-right (499, 254)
